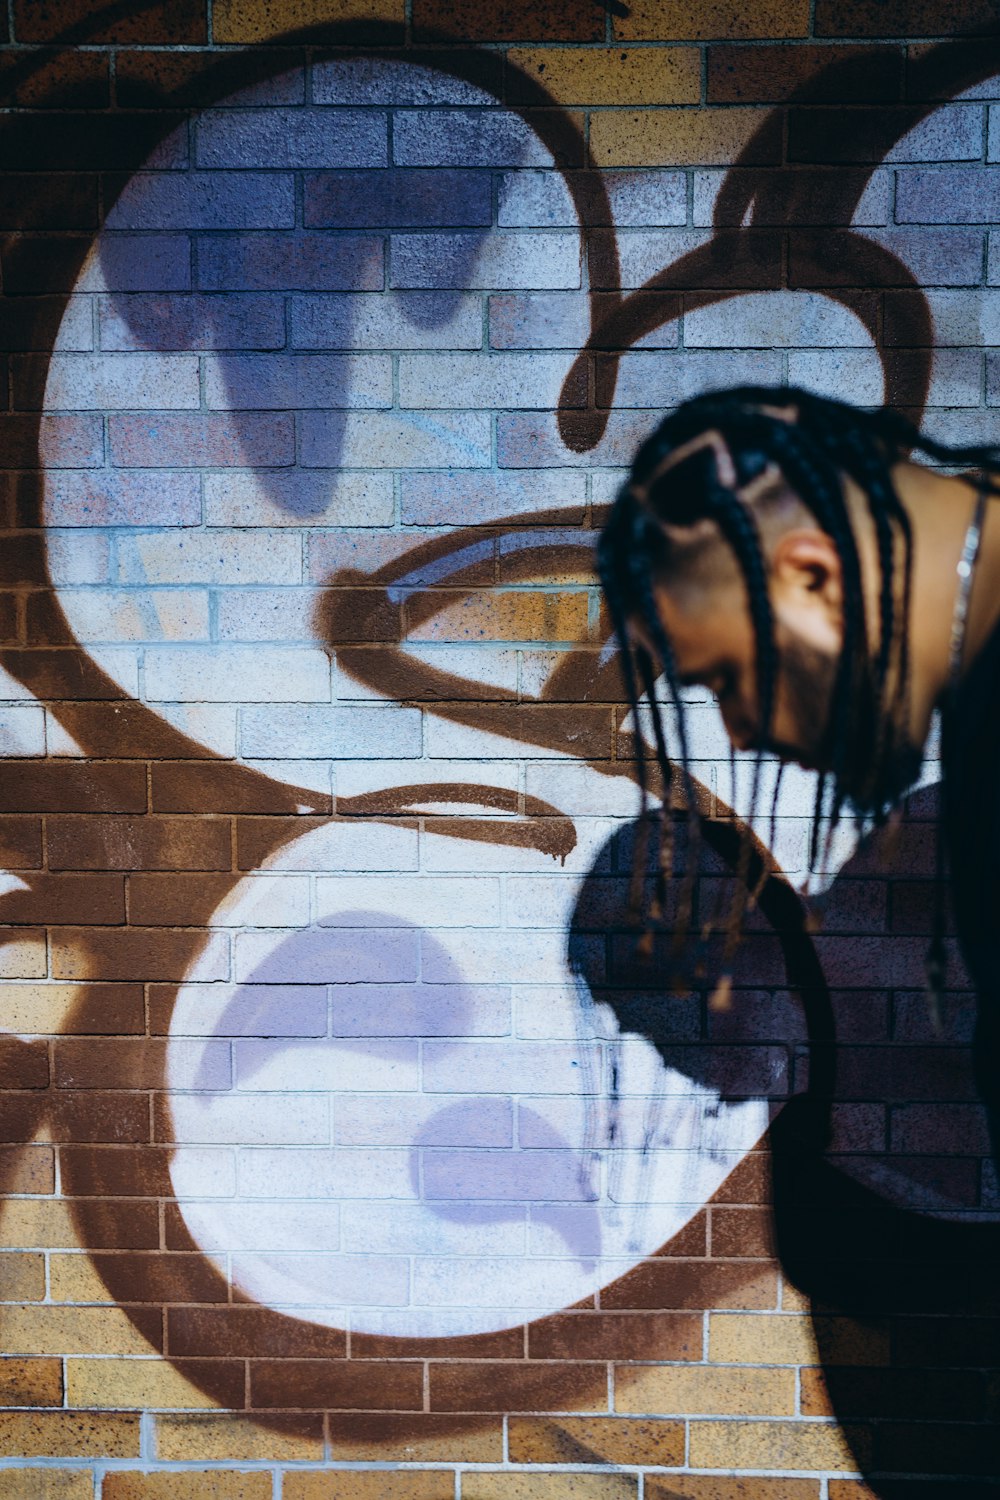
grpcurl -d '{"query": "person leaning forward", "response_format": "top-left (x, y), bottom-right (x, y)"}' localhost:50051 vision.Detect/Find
top-left (597, 384), bottom-right (1000, 1162)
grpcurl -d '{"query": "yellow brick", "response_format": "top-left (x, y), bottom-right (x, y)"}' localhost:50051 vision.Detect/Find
top-left (0, 1198), bottom-right (81, 1250)
top-left (615, 0), bottom-right (809, 40)
top-left (211, 0), bottom-right (403, 43)
top-left (0, 983), bottom-right (84, 1034)
top-left (0, 1252), bottom-right (46, 1302)
top-left (812, 1315), bottom-right (891, 1367)
top-left (0, 1147), bottom-right (55, 1196)
top-left (66, 1359), bottom-right (220, 1412)
top-left (327, 1414), bottom-right (502, 1463)
top-left (614, 1363), bottom-right (796, 1417)
top-left (461, 1477), bottom-right (638, 1500)
top-left (0, 1306), bottom-right (159, 1357)
top-left (49, 1255), bottom-right (115, 1305)
top-left (0, 1473), bottom-right (94, 1500)
top-left (590, 108), bottom-right (771, 167)
top-left (689, 1418), bottom-right (870, 1472)
top-left (0, 1357), bottom-right (63, 1408)
top-left (508, 47), bottom-right (700, 106)
top-left (508, 1414), bottom-right (684, 1466)
top-left (708, 1314), bottom-right (819, 1366)
top-left (780, 1275), bottom-right (811, 1311)
top-left (103, 1477), bottom-right (270, 1500)
top-left (0, 939), bottom-right (46, 979)
top-left (285, 1475), bottom-right (455, 1500)
top-left (156, 1413), bottom-right (323, 1463)
top-left (408, 591), bottom-right (588, 644)
top-left (0, 1410), bottom-right (140, 1458)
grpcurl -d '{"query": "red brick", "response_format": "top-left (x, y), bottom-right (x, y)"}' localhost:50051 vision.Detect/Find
top-left (250, 1359), bottom-right (423, 1410)
top-left (0, 1039), bottom-right (48, 1090)
top-left (0, 47), bottom-right (109, 106)
top-left (600, 1260), bottom-right (777, 1312)
top-left (428, 1361), bottom-right (607, 1413)
top-left (48, 704), bottom-right (221, 761)
top-left (0, 764), bottom-right (146, 814)
top-left (47, 817), bottom-right (231, 871)
top-left (83, 1248), bottom-right (226, 1308)
top-left (0, 594), bottom-right (17, 641)
top-left (51, 928), bottom-right (220, 983)
top-left (14, 0), bottom-right (206, 43)
top-left (0, 817), bottom-right (42, 867)
top-left (711, 1206), bottom-right (776, 1259)
top-left (169, 1307), bottom-right (346, 1361)
top-left (128, 873), bottom-right (242, 926)
top-left (0, 175), bottom-right (98, 233)
top-left (152, 762), bottom-right (328, 815)
top-left (116, 48), bottom-right (306, 110)
top-left (54, 1039), bottom-right (194, 1092)
top-left (0, 1092), bottom-right (150, 1146)
top-left (528, 1311), bottom-right (701, 1361)
top-left (707, 43), bottom-right (903, 102)
top-left (0, 873), bottom-right (125, 925)
top-left (414, 0), bottom-right (603, 42)
top-left (352, 1327), bottom-right (524, 1361)
top-left (0, 650), bottom-right (131, 700)
top-left (817, 0), bottom-right (1000, 34)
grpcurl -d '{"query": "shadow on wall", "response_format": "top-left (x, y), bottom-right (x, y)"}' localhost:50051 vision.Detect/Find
top-left (3, 7), bottom-right (1000, 1477)
top-left (569, 784), bottom-right (1000, 1495)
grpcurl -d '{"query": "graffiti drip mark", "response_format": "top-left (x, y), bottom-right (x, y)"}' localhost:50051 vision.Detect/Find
top-left (590, 0), bottom-right (631, 15)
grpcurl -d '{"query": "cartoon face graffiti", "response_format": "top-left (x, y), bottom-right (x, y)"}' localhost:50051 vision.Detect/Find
top-left (4, 35), bottom-right (994, 1437)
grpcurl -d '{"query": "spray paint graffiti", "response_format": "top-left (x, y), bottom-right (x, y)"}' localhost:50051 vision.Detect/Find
top-left (0, 13), bottom-right (999, 1483)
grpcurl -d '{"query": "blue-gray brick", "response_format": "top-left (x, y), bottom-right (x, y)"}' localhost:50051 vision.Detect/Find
top-left (300, 410), bottom-right (492, 469)
top-left (291, 292), bottom-right (483, 351)
top-left (402, 470), bottom-right (586, 525)
top-left (859, 227), bottom-right (985, 288)
top-left (608, 350), bottom-right (782, 408)
top-left (107, 172), bottom-right (295, 231)
top-left (895, 167), bottom-right (1000, 224)
top-left (390, 232), bottom-right (580, 290)
top-left (195, 107), bottom-right (388, 169)
top-left (98, 293), bottom-right (284, 352)
top-left (498, 411), bottom-right (657, 468)
top-left (392, 109), bottom-right (564, 168)
top-left (86, 233), bottom-right (192, 292)
top-left (398, 352), bottom-right (581, 410)
top-left (196, 232), bottom-right (384, 292)
top-left (305, 169), bottom-right (492, 228)
top-left (239, 705), bottom-right (422, 758)
top-left (204, 354), bottom-right (392, 410)
top-left (312, 58), bottom-right (495, 107)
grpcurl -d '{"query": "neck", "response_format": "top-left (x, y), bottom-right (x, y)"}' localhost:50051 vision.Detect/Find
top-left (891, 461), bottom-right (1000, 751)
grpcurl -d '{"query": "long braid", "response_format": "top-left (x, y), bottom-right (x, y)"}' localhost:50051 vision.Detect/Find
top-left (598, 384), bottom-right (1000, 1020)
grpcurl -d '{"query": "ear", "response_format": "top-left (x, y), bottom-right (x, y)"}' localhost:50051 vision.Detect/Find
top-left (769, 528), bottom-right (844, 655)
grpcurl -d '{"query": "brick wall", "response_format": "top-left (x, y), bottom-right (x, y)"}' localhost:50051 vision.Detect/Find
top-left (0, 1), bottom-right (998, 1496)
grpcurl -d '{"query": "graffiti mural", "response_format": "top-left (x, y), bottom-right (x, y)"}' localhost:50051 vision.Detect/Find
top-left (1, 6), bottom-right (1000, 1491)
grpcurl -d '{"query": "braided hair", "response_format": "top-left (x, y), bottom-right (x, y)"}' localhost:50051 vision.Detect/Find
top-left (597, 384), bottom-right (1000, 1009)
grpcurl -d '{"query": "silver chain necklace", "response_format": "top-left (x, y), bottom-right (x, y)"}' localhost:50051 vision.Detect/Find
top-left (946, 484), bottom-right (989, 694)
